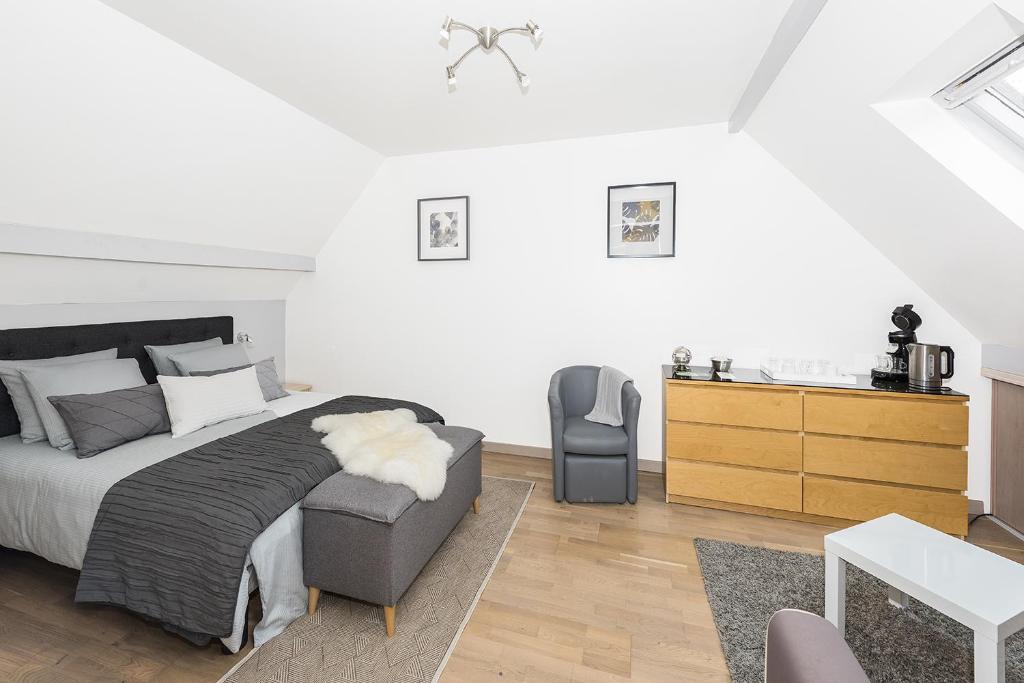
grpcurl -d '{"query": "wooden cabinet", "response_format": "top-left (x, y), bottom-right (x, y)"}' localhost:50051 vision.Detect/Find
top-left (802, 476), bottom-right (968, 534)
top-left (666, 384), bottom-right (802, 431)
top-left (803, 434), bottom-right (967, 490)
top-left (991, 376), bottom-right (1024, 536)
top-left (804, 394), bottom-right (968, 445)
top-left (667, 459), bottom-right (802, 512)
top-left (663, 371), bottom-right (970, 535)
top-left (666, 422), bottom-right (802, 471)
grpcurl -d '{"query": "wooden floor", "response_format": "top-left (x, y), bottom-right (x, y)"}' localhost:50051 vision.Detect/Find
top-left (1, 451), bottom-right (1022, 682)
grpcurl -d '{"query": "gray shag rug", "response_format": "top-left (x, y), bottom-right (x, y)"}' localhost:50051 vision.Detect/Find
top-left (222, 476), bottom-right (533, 683)
top-left (694, 538), bottom-right (1024, 683)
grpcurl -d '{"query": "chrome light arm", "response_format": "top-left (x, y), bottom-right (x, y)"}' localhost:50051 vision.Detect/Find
top-left (450, 44), bottom-right (480, 71)
top-left (493, 44), bottom-right (525, 79)
top-left (495, 26), bottom-right (531, 39)
top-left (449, 21), bottom-right (483, 40)
top-left (441, 16), bottom-right (540, 87)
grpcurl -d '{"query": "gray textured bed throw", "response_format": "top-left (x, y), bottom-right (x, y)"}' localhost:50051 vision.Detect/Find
top-left (75, 395), bottom-right (444, 644)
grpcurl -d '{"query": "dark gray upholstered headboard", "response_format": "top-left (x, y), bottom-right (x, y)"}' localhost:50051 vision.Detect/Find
top-left (0, 316), bottom-right (233, 438)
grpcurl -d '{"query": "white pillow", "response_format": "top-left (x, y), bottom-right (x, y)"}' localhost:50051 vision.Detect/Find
top-left (157, 367), bottom-right (267, 438)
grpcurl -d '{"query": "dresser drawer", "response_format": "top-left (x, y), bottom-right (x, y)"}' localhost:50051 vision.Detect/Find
top-left (804, 434), bottom-right (967, 490)
top-left (803, 394), bottom-right (968, 446)
top-left (803, 476), bottom-right (968, 535)
top-left (665, 384), bottom-right (802, 431)
top-left (666, 459), bottom-right (801, 512)
top-left (666, 422), bottom-right (802, 471)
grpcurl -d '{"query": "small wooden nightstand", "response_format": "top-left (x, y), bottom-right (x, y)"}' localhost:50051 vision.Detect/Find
top-left (284, 383), bottom-right (312, 393)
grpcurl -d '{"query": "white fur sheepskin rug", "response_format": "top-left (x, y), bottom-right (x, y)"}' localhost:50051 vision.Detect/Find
top-left (311, 408), bottom-right (453, 500)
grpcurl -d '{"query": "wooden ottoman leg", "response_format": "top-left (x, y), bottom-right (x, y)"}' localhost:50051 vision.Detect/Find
top-left (384, 605), bottom-right (396, 637)
top-left (472, 496), bottom-right (481, 514)
top-left (307, 586), bottom-right (321, 615)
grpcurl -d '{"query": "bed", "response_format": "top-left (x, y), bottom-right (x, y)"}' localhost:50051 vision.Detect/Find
top-left (0, 316), bottom-right (341, 652)
top-left (0, 389), bottom-right (339, 651)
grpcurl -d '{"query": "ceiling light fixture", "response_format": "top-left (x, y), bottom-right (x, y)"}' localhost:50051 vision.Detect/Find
top-left (440, 15), bottom-right (542, 89)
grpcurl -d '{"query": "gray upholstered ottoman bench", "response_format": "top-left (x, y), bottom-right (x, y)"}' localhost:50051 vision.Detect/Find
top-left (302, 424), bottom-right (483, 637)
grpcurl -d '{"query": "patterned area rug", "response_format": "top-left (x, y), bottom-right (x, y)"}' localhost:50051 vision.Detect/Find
top-left (694, 538), bottom-right (1024, 683)
top-left (222, 475), bottom-right (533, 683)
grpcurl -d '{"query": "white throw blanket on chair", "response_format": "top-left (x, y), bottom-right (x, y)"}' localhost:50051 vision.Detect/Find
top-left (585, 366), bottom-right (633, 427)
top-left (311, 409), bottom-right (453, 500)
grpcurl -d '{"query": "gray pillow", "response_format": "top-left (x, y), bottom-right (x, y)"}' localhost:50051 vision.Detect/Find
top-left (20, 358), bottom-right (148, 449)
top-left (188, 357), bottom-right (289, 402)
top-left (169, 343), bottom-right (250, 376)
top-left (144, 337), bottom-right (222, 376)
top-left (48, 384), bottom-right (170, 458)
top-left (0, 348), bottom-right (118, 443)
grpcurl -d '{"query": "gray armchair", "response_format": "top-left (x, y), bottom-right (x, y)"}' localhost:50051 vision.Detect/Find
top-left (548, 366), bottom-right (640, 504)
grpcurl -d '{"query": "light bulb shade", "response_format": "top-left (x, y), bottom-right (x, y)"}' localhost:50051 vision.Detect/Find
top-left (526, 19), bottom-right (542, 40)
top-left (439, 27), bottom-right (450, 41)
top-left (446, 66), bottom-right (457, 86)
top-left (518, 73), bottom-right (530, 87)
top-left (440, 15), bottom-right (452, 42)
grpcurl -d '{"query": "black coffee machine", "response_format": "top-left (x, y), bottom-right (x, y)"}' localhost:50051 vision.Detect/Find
top-left (871, 304), bottom-right (922, 384)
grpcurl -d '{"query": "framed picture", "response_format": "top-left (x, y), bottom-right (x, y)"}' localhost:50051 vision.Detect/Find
top-left (607, 182), bottom-right (675, 258)
top-left (418, 195), bottom-right (469, 261)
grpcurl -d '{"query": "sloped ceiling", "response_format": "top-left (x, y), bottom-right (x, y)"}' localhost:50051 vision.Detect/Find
top-left (97, 0), bottom-right (792, 155)
top-left (6, 0), bottom-right (1023, 349)
top-left (1, 0), bottom-right (381, 257)
top-left (746, 0), bottom-right (1024, 346)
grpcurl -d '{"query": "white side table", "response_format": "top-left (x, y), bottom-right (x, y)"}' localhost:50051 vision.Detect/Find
top-left (824, 514), bottom-right (1024, 682)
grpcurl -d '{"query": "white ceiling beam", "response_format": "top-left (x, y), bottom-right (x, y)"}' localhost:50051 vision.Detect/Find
top-left (728, 0), bottom-right (829, 133)
top-left (0, 222), bottom-right (315, 272)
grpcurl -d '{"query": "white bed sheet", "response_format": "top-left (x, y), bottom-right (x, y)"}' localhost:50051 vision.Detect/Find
top-left (0, 389), bottom-right (339, 651)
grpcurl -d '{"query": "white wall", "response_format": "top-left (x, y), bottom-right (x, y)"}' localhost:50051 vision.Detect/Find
top-left (0, 0), bottom-right (381, 351)
top-left (0, 0), bottom-right (381, 257)
top-left (0, 253), bottom-right (303, 306)
top-left (287, 124), bottom-right (992, 506)
top-left (745, 0), bottom-right (1024, 346)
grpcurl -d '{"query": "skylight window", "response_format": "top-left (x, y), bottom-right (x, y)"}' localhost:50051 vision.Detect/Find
top-left (935, 37), bottom-right (1024, 149)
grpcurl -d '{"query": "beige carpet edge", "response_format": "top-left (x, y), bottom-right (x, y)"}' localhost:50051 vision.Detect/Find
top-left (217, 475), bottom-right (536, 683)
top-left (432, 476), bottom-right (535, 682)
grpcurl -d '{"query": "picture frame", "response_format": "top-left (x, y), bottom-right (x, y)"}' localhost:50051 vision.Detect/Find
top-left (418, 195), bottom-right (470, 261)
top-left (607, 182), bottom-right (676, 258)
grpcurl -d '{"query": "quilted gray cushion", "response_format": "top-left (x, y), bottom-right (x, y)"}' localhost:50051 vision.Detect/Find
top-left (187, 357), bottom-right (288, 402)
top-left (48, 384), bottom-right (171, 458)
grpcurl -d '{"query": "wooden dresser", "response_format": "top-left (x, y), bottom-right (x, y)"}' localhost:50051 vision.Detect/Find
top-left (662, 365), bottom-right (970, 535)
